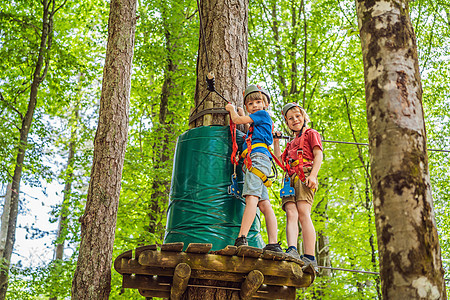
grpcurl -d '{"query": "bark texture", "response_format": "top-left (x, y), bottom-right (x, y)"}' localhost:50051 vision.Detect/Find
top-left (356, 0), bottom-right (447, 298)
top-left (71, 0), bottom-right (137, 299)
top-left (0, 1), bottom-right (55, 298)
top-left (191, 0), bottom-right (249, 127)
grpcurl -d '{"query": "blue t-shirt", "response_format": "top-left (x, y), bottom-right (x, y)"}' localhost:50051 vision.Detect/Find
top-left (243, 110), bottom-right (273, 158)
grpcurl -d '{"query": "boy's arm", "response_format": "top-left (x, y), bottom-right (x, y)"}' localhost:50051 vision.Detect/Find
top-left (237, 107), bottom-right (250, 132)
top-left (273, 131), bottom-right (282, 161)
top-left (226, 104), bottom-right (253, 125)
top-left (305, 146), bottom-right (323, 189)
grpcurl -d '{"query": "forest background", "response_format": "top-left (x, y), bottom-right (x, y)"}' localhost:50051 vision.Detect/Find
top-left (0, 0), bottom-right (449, 299)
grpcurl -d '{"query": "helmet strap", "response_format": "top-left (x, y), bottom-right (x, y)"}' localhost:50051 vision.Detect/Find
top-left (293, 123), bottom-right (305, 136)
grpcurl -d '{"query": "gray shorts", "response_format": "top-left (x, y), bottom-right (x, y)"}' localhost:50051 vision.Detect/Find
top-left (242, 152), bottom-right (271, 201)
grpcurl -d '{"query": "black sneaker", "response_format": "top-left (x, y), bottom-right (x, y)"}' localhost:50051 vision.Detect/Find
top-left (286, 247), bottom-right (301, 259)
top-left (234, 235), bottom-right (248, 247)
top-left (263, 242), bottom-right (283, 252)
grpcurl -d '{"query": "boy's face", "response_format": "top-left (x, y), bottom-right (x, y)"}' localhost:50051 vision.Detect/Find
top-left (286, 107), bottom-right (304, 132)
top-left (245, 98), bottom-right (268, 114)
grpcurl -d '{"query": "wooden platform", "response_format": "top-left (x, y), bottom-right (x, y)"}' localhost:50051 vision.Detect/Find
top-left (114, 242), bottom-right (315, 299)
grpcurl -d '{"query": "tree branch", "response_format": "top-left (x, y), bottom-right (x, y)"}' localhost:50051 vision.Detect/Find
top-left (0, 91), bottom-right (24, 121)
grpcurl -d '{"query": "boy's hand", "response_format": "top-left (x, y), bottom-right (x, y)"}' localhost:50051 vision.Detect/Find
top-left (237, 107), bottom-right (245, 116)
top-left (305, 174), bottom-right (318, 190)
top-left (225, 103), bottom-right (235, 112)
top-left (273, 131), bottom-right (282, 140)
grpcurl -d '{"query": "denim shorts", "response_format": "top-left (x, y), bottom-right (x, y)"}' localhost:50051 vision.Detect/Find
top-left (242, 152), bottom-right (271, 201)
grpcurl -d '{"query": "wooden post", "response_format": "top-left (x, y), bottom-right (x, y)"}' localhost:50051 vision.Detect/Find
top-left (240, 270), bottom-right (264, 300)
top-left (171, 263), bottom-right (191, 300)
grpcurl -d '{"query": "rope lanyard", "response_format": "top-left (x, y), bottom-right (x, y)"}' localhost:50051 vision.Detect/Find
top-left (229, 118), bottom-right (239, 166)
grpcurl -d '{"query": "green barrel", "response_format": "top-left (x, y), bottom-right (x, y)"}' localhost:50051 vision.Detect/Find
top-left (164, 126), bottom-right (264, 250)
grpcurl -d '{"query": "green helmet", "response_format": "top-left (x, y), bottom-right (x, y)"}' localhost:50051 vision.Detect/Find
top-left (243, 84), bottom-right (270, 104)
top-left (282, 103), bottom-right (302, 119)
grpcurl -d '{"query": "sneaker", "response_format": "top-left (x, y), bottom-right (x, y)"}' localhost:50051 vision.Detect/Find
top-left (234, 235), bottom-right (248, 247)
top-left (286, 247), bottom-right (301, 259)
top-left (301, 255), bottom-right (318, 272)
top-left (263, 242), bottom-right (283, 252)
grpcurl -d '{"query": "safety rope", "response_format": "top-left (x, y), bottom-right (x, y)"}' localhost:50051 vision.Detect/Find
top-left (317, 265), bottom-right (379, 275)
top-left (230, 118), bottom-right (239, 166)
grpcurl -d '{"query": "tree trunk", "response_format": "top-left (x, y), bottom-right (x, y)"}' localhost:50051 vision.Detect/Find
top-left (181, 0), bottom-right (249, 297)
top-left (0, 184), bottom-right (12, 260)
top-left (71, 0), bottom-right (137, 299)
top-left (356, 0), bottom-right (447, 298)
top-left (0, 1), bottom-right (55, 298)
top-left (190, 0), bottom-right (248, 127)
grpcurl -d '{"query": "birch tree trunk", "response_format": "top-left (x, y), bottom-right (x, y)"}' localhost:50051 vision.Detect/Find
top-left (190, 0), bottom-right (248, 127)
top-left (71, 0), bottom-right (137, 298)
top-left (356, 0), bottom-right (447, 298)
top-left (0, 1), bottom-right (57, 298)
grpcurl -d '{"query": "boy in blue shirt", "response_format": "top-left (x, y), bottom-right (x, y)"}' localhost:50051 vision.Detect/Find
top-left (225, 84), bottom-right (282, 252)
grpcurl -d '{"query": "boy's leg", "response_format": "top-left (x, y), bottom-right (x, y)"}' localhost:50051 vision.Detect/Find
top-left (284, 202), bottom-right (299, 247)
top-left (297, 200), bottom-right (316, 256)
top-left (258, 200), bottom-right (278, 244)
top-left (238, 195), bottom-right (259, 237)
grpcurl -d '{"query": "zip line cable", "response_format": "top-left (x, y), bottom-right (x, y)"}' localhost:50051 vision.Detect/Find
top-left (274, 135), bottom-right (449, 153)
top-left (317, 265), bottom-right (379, 275)
top-left (321, 139), bottom-right (450, 153)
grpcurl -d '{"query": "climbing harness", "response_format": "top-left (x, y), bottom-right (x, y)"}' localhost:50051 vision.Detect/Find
top-left (240, 123), bottom-right (279, 188)
top-left (281, 128), bottom-right (312, 183)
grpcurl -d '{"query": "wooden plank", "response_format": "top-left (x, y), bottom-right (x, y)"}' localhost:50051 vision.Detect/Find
top-left (139, 251), bottom-right (305, 284)
top-left (171, 263), bottom-right (191, 300)
top-left (236, 245), bottom-right (263, 258)
top-left (161, 242), bottom-right (184, 252)
top-left (113, 250), bottom-right (132, 273)
top-left (240, 270), bottom-right (264, 300)
top-left (135, 244), bottom-right (157, 258)
top-left (261, 250), bottom-right (288, 261)
top-left (118, 259), bottom-right (311, 287)
top-left (301, 264), bottom-right (316, 283)
top-left (123, 274), bottom-right (171, 290)
top-left (211, 245), bottom-right (238, 256)
top-left (117, 259), bottom-right (175, 276)
top-left (185, 243), bottom-right (212, 254)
